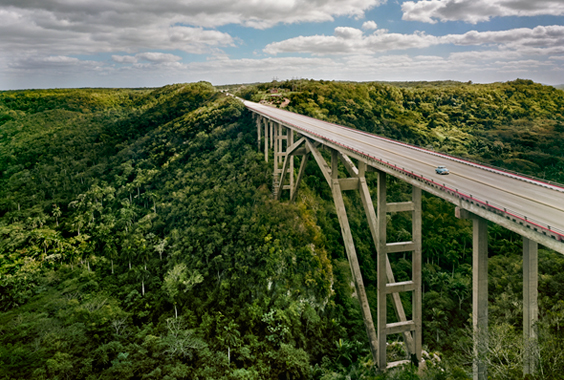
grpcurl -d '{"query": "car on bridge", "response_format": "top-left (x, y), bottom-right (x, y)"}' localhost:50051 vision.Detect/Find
top-left (435, 165), bottom-right (449, 175)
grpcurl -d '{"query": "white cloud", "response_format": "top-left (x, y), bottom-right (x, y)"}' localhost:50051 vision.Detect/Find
top-left (112, 55), bottom-right (137, 63)
top-left (496, 59), bottom-right (553, 71)
top-left (7, 55), bottom-right (104, 74)
top-left (2, 50), bottom-right (562, 90)
top-left (442, 25), bottom-right (564, 59)
top-left (136, 52), bottom-right (182, 63)
top-left (443, 25), bottom-right (564, 47)
top-left (402, 0), bottom-right (564, 24)
top-left (264, 27), bottom-right (440, 55)
top-left (0, 0), bottom-right (385, 81)
top-left (1, 0), bottom-right (383, 31)
top-left (264, 25), bottom-right (564, 57)
top-left (334, 27), bottom-right (365, 40)
top-left (0, 9), bottom-right (236, 57)
top-left (448, 50), bottom-right (522, 63)
top-left (362, 20), bottom-right (378, 30)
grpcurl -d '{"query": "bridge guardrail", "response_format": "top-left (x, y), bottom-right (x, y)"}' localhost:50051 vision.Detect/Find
top-left (295, 112), bottom-right (564, 193)
top-left (362, 135), bottom-right (564, 193)
top-left (246, 105), bottom-right (564, 244)
top-left (374, 157), bottom-right (564, 243)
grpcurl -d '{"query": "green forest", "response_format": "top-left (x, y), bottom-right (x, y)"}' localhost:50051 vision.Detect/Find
top-left (1, 80), bottom-right (563, 380)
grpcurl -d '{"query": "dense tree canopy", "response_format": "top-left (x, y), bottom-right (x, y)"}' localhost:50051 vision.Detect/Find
top-left (0, 80), bottom-right (563, 379)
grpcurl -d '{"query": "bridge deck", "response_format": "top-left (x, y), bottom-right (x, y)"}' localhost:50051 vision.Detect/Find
top-left (245, 100), bottom-right (564, 252)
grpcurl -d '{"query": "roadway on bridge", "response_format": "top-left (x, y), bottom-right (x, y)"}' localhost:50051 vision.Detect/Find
top-left (245, 100), bottom-right (564, 239)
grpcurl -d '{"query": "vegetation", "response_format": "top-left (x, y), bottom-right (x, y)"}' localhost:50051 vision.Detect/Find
top-left (0, 79), bottom-right (563, 379)
top-left (239, 79), bottom-right (564, 183)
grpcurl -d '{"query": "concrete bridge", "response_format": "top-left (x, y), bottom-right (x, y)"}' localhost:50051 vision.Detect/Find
top-left (243, 99), bottom-right (564, 379)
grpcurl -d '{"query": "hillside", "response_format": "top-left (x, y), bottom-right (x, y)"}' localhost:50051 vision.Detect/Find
top-left (1, 81), bottom-right (564, 379)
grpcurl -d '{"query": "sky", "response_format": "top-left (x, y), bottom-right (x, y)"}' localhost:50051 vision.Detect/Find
top-left (1, 0), bottom-right (564, 90)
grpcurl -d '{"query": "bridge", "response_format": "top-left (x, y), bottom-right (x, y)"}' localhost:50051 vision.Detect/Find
top-left (243, 99), bottom-right (564, 379)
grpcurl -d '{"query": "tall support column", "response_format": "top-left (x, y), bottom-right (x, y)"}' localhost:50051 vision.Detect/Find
top-left (473, 216), bottom-right (488, 380)
top-left (277, 124), bottom-right (284, 170)
top-left (289, 130), bottom-right (294, 191)
top-left (356, 162), bottom-right (418, 362)
top-left (269, 120), bottom-right (273, 149)
top-left (256, 116), bottom-right (261, 152)
top-left (330, 151), bottom-right (379, 367)
top-left (377, 170), bottom-right (388, 370)
top-left (271, 122), bottom-right (279, 198)
top-left (275, 123), bottom-right (280, 170)
top-left (273, 123), bottom-right (279, 170)
top-left (264, 118), bottom-right (268, 162)
top-left (455, 208), bottom-right (489, 380)
top-left (523, 237), bottom-right (538, 377)
top-left (412, 186), bottom-right (422, 362)
top-left (291, 153), bottom-right (308, 201)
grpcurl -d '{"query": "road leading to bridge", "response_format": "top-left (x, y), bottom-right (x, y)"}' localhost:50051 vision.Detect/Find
top-left (244, 100), bottom-right (564, 247)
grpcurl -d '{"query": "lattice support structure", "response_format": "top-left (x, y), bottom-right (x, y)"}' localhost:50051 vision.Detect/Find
top-left (254, 120), bottom-right (422, 371)
top-left (375, 170), bottom-right (422, 370)
top-left (280, 144), bottom-right (422, 370)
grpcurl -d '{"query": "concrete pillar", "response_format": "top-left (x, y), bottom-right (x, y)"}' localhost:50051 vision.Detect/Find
top-left (412, 186), bottom-right (422, 361)
top-left (275, 123), bottom-right (280, 170)
top-left (377, 170), bottom-right (388, 370)
top-left (273, 123), bottom-right (278, 170)
top-left (264, 119), bottom-right (268, 162)
top-left (289, 130), bottom-right (294, 191)
top-left (473, 216), bottom-right (488, 380)
top-left (257, 116), bottom-right (261, 152)
top-left (329, 150), bottom-right (379, 366)
top-left (278, 124), bottom-right (283, 170)
top-left (269, 120), bottom-right (273, 149)
top-left (523, 237), bottom-right (538, 376)
top-left (291, 154), bottom-right (308, 201)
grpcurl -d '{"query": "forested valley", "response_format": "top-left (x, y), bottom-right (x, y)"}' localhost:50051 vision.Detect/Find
top-left (1, 80), bottom-right (564, 379)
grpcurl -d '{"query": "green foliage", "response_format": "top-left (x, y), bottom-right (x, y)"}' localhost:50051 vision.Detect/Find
top-left (1, 79), bottom-right (563, 379)
top-left (237, 79), bottom-right (564, 183)
top-left (234, 79), bottom-right (564, 379)
top-left (0, 83), bottom-right (338, 379)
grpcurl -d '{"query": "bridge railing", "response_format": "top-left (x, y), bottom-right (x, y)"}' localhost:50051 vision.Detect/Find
top-left (371, 137), bottom-right (564, 193)
top-left (247, 106), bottom-right (564, 244)
top-left (303, 113), bottom-right (564, 193)
top-left (363, 154), bottom-right (564, 244)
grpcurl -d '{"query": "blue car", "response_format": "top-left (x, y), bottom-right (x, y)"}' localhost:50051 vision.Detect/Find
top-left (435, 165), bottom-right (449, 175)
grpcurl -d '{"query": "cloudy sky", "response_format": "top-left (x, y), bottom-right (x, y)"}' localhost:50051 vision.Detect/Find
top-left (1, 0), bottom-right (564, 90)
